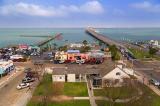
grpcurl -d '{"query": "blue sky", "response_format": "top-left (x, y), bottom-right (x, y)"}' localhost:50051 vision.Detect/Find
top-left (0, 0), bottom-right (160, 28)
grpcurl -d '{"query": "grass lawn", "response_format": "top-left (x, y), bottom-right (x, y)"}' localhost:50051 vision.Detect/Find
top-left (27, 100), bottom-right (90, 106)
top-left (33, 74), bottom-right (88, 97)
top-left (96, 83), bottom-right (160, 106)
top-left (52, 82), bottom-right (88, 96)
top-left (128, 48), bottom-right (151, 59)
top-left (96, 100), bottom-right (124, 106)
top-left (33, 74), bottom-right (53, 96)
top-left (94, 86), bottom-right (138, 99)
top-left (63, 82), bottom-right (88, 97)
top-left (28, 74), bottom-right (90, 106)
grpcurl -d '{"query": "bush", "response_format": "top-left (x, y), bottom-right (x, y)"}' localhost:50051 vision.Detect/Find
top-left (109, 45), bottom-right (120, 60)
top-left (149, 47), bottom-right (158, 56)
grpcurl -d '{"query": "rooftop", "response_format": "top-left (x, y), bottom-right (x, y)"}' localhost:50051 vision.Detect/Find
top-left (52, 64), bottom-right (100, 75)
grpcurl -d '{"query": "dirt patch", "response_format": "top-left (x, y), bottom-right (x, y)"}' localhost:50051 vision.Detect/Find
top-left (53, 82), bottom-right (64, 95)
top-left (31, 95), bottom-right (73, 102)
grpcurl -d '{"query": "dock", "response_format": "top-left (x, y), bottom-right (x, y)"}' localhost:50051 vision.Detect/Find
top-left (20, 35), bottom-right (53, 38)
top-left (37, 33), bottom-right (62, 47)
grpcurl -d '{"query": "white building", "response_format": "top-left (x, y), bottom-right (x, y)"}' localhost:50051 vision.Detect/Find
top-left (69, 43), bottom-right (84, 48)
top-left (150, 40), bottom-right (159, 46)
top-left (69, 43), bottom-right (92, 48)
top-left (0, 60), bottom-right (14, 75)
top-left (50, 65), bottom-right (99, 82)
top-left (92, 64), bottom-right (131, 88)
top-left (102, 66), bottom-right (130, 82)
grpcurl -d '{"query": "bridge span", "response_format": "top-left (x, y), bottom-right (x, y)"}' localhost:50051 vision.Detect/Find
top-left (85, 28), bottom-right (126, 49)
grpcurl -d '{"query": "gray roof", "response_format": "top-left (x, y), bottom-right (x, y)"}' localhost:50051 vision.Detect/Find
top-left (98, 59), bottom-right (115, 77)
top-left (52, 60), bottom-right (115, 77)
top-left (52, 64), bottom-right (100, 75)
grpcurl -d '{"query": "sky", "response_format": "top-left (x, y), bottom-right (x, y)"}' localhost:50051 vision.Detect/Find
top-left (0, 0), bottom-right (160, 28)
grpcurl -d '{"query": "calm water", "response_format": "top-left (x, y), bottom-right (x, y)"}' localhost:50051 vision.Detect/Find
top-left (0, 28), bottom-right (160, 48)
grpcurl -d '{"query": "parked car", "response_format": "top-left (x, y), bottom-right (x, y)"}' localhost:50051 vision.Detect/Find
top-left (17, 83), bottom-right (30, 90)
top-left (149, 79), bottom-right (160, 86)
top-left (76, 59), bottom-right (85, 64)
top-left (24, 68), bottom-right (32, 73)
top-left (22, 77), bottom-right (35, 83)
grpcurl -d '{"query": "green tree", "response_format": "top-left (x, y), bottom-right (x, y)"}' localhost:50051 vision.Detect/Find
top-left (109, 45), bottom-right (120, 60)
top-left (58, 45), bottom-right (68, 51)
top-left (99, 41), bottom-right (103, 46)
top-left (82, 40), bottom-right (88, 46)
top-left (53, 43), bottom-right (57, 50)
top-left (80, 46), bottom-right (91, 53)
top-left (149, 47), bottom-right (158, 57)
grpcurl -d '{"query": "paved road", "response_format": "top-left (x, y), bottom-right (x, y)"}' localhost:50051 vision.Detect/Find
top-left (0, 61), bottom-right (36, 106)
top-left (0, 72), bottom-right (25, 106)
top-left (133, 60), bottom-right (160, 81)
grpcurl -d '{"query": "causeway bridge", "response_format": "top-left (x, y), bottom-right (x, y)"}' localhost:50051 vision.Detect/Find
top-left (85, 27), bottom-right (135, 59)
top-left (85, 28), bottom-right (126, 49)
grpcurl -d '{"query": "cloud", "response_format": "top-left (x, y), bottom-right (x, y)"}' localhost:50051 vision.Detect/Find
top-left (113, 9), bottom-right (125, 15)
top-left (80, 1), bottom-right (104, 14)
top-left (0, 1), bottom-right (104, 17)
top-left (131, 1), bottom-right (160, 13)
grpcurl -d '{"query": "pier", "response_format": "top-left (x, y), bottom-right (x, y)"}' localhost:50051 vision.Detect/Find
top-left (20, 35), bottom-right (53, 38)
top-left (37, 33), bottom-right (62, 47)
top-left (85, 28), bottom-right (125, 49)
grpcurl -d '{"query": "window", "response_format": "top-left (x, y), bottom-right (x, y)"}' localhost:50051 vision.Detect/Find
top-left (116, 72), bottom-right (121, 76)
top-left (76, 74), bottom-right (79, 79)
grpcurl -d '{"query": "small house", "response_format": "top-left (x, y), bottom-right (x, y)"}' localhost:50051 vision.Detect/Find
top-left (102, 65), bottom-right (130, 87)
top-left (92, 61), bottom-right (131, 88)
top-left (51, 65), bottom-right (99, 82)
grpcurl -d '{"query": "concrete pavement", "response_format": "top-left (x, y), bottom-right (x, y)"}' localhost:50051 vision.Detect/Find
top-left (86, 77), bottom-right (97, 106)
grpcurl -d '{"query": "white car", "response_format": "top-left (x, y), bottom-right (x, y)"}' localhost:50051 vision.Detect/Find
top-left (17, 83), bottom-right (30, 90)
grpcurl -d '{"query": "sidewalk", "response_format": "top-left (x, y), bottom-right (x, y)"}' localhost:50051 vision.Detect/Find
top-left (74, 97), bottom-right (89, 100)
top-left (86, 78), bottom-right (97, 106)
top-left (0, 68), bottom-right (23, 89)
